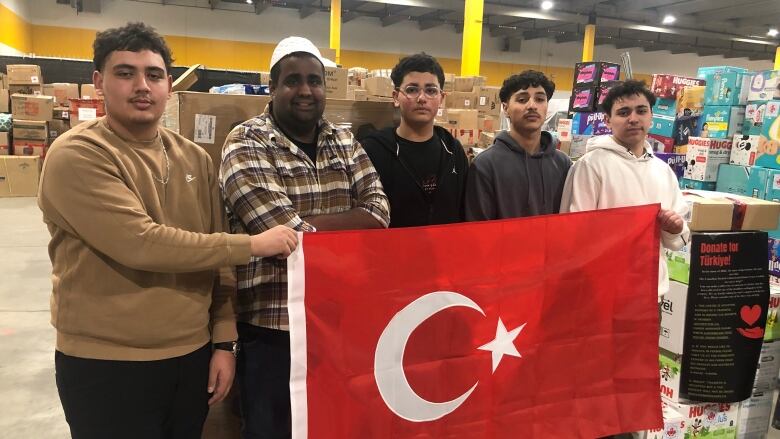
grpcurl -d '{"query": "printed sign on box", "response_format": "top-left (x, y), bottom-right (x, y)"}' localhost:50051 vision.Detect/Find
top-left (679, 232), bottom-right (770, 403)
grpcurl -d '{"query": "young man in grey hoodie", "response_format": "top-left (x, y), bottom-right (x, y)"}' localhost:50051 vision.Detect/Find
top-left (464, 70), bottom-right (572, 220)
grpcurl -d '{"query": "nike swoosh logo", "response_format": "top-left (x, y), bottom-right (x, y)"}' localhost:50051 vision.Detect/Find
top-left (186, 174), bottom-right (196, 183)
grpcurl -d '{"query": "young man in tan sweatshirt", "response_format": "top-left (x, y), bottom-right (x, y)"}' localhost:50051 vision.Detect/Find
top-left (37, 22), bottom-right (297, 439)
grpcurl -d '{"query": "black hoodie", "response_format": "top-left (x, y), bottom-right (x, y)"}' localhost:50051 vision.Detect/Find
top-left (360, 126), bottom-right (469, 228)
top-left (464, 130), bottom-right (572, 220)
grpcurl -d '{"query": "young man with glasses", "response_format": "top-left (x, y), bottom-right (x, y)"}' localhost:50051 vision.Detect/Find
top-left (360, 53), bottom-right (468, 227)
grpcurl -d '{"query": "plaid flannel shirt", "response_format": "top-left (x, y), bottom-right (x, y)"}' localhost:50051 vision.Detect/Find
top-left (220, 107), bottom-right (390, 330)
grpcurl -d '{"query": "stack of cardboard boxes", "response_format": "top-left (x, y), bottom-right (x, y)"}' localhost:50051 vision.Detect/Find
top-left (646, 191), bottom-right (780, 439)
top-left (434, 75), bottom-right (500, 153)
top-left (564, 61), bottom-right (621, 159)
top-left (648, 73), bottom-right (706, 160)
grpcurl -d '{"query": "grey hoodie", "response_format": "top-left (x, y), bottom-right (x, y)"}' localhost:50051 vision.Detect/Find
top-left (464, 130), bottom-right (572, 220)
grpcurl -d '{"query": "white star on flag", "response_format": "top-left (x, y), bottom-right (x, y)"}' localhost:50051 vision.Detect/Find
top-left (477, 318), bottom-right (526, 373)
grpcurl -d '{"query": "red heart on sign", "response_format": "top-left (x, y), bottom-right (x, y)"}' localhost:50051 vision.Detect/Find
top-left (740, 305), bottom-right (762, 326)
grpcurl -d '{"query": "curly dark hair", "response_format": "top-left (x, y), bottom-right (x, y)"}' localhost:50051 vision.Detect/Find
top-left (601, 80), bottom-right (656, 115)
top-left (93, 22), bottom-right (173, 73)
top-left (499, 70), bottom-right (555, 103)
top-left (390, 53), bottom-right (445, 88)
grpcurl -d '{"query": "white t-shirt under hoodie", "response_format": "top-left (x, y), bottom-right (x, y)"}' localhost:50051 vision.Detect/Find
top-left (560, 134), bottom-right (691, 299)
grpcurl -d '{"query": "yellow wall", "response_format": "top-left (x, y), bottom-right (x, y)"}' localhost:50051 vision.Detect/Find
top-left (1, 5), bottom-right (653, 88)
top-left (0, 3), bottom-right (32, 53)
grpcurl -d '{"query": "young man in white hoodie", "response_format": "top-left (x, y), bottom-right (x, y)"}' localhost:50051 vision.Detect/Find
top-left (560, 80), bottom-right (689, 300)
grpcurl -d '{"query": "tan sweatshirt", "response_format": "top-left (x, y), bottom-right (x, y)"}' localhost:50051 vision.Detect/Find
top-left (38, 118), bottom-right (252, 361)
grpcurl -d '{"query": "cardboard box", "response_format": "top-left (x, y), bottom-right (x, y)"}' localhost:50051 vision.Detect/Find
top-left (569, 135), bottom-right (591, 159)
top-left (659, 349), bottom-right (683, 403)
top-left (572, 61), bottom-right (620, 87)
top-left (571, 112), bottom-right (611, 135)
top-left (48, 119), bottom-right (69, 141)
top-left (478, 115), bottom-right (497, 133)
top-left (12, 120), bottom-right (47, 141)
top-left (80, 84), bottom-right (101, 99)
top-left (362, 76), bottom-right (394, 98)
top-left (655, 152), bottom-right (686, 180)
top-left (8, 84), bottom-right (43, 96)
top-left (765, 288), bottom-right (780, 342)
top-left (665, 400), bottom-right (738, 438)
top-left (42, 83), bottom-right (79, 106)
top-left (747, 70), bottom-right (780, 102)
top-left (653, 97), bottom-right (678, 118)
top-left (736, 389), bottom-right (773, 439)
top-left (446, 91), bottom-right (477, 110)
top-left (6, 65), bottom-right (42, 85)
top-left (743, 101), bottom-right (766, 135)
top-left (365, 95), bottom-right (393, 103)
top-left (172, 64), bottom-right (200, 93)
top-left (665, 246), bottom-right (691, 284)
top-left (730, 134), bottom-right (760, 166)
top-left (715, 163), bottom-right (751, 196)
top-left (556, 119), bottom-right (572, 143)
top-left (680, 178), bottom-right (716, 191)
top-left (325, 99), bottom-right (397, 136)
top-left (0, 72), bottom-right (6, 89)
top-left (437, 109), bottom-right (479, 146)
top-left (0, 88), bottom-right (8, 113)
top-left (11, 94), bottom-right (54, 121)
top-left (0, 132), bottom-right (9, 155)
top-left (651, 74), bottom-right (706, 99)
top-left (477, 131), bottom-right (495, 149)
top-left (643, 400), bottom-right (685, 439)
top-left (12, 138), bottom-right (46, 157)
top-left (346, 86), bottom-right (367, 101)
top-left (660, 282), bottom-right (688, 356)
top-left (697, 66), bottom-right (748, 79)
top-left (676, 85), bottom-right (706, 117)
top-left (0, 156), bottom-right (40, 197)
top-left (683, 137), bottom-right (732, 182)
top-left (69, 99), bottom-right (105, 127)
top-left (324, 67), bottom-right (348, 99)
top-left (475, 86), bottom-right (500, 117)
top-left (704, 71), bottom-right (750, 106)
top-left (569, 86), bottom-right (597, 112)
top-left (454, 76), bottom-right (476, 92)
top-left (163, 92), bottom-right (271, 167)
top-left (700, 106), bottom-right (745, 139)
top-left (649, 134), bottom-right (675, 154)
top-left (683, 190), bottom-right (780, 231)
top-left (746, 166), bottom-right (780, 201)
top-left (650, 114), bottom-right (676, 138)
top-left (757, 100), bottom-right (780, 170)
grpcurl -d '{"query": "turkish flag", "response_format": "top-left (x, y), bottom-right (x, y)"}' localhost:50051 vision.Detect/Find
top-left (288, 205), bottom-right (663, 438)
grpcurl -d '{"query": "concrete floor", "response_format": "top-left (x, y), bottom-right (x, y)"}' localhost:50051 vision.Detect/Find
top-left (3, 196), bottom-right (780, 439)
top-left (0, 197), bottom-right (240, 438)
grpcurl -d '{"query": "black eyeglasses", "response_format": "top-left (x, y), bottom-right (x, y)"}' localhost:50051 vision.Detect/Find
top-left (397, 85), bottom-right (442, 99)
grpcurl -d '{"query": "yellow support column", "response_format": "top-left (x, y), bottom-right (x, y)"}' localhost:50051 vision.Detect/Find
top-left (330, 0), bottom-right (341, 65)
top-left (582, 24), bottom-right (596, 62)
top-left (775, 46), bottom-right (780, 70)
top-left (460, 0), bottom-right (484, 76)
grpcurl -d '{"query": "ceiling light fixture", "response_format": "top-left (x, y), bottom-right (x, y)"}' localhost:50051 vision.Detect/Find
top-left (541, 1), bottom-right (553, 11)
top-left (246, 0), bottom-right (253, 4)
top-left (769, 28), bottom-right (779, 37)
top-left (662, 15), bottom-right (675, 25)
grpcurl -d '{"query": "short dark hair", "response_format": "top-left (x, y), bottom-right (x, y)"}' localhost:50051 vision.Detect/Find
top-left (390, 53), bottom-right (445, 88)
top-left (499, 70), bottom-right (555, 103)
top-left (93, 22), bottom-right (173, 73)
top-left (601, 80), bottom-right (656, 115)
top-left (269, 52), bottom-right (325, 85)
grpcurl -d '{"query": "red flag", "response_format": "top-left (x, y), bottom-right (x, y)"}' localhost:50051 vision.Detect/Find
top-left (288, 205), bottom-right (663, 438)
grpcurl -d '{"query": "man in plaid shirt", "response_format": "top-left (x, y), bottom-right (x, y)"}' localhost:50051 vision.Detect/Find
top-left (220, 36), bottom-right (389, 438)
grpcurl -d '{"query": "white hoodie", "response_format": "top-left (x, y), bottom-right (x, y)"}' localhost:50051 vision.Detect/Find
top-left (560, 135), bottom-right (690, 299)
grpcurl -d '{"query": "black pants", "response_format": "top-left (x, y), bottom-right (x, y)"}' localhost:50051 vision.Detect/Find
top-left (55, 343), bottom-right (211, 439)
top-left (236, 322), bottom-right (291, 439)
